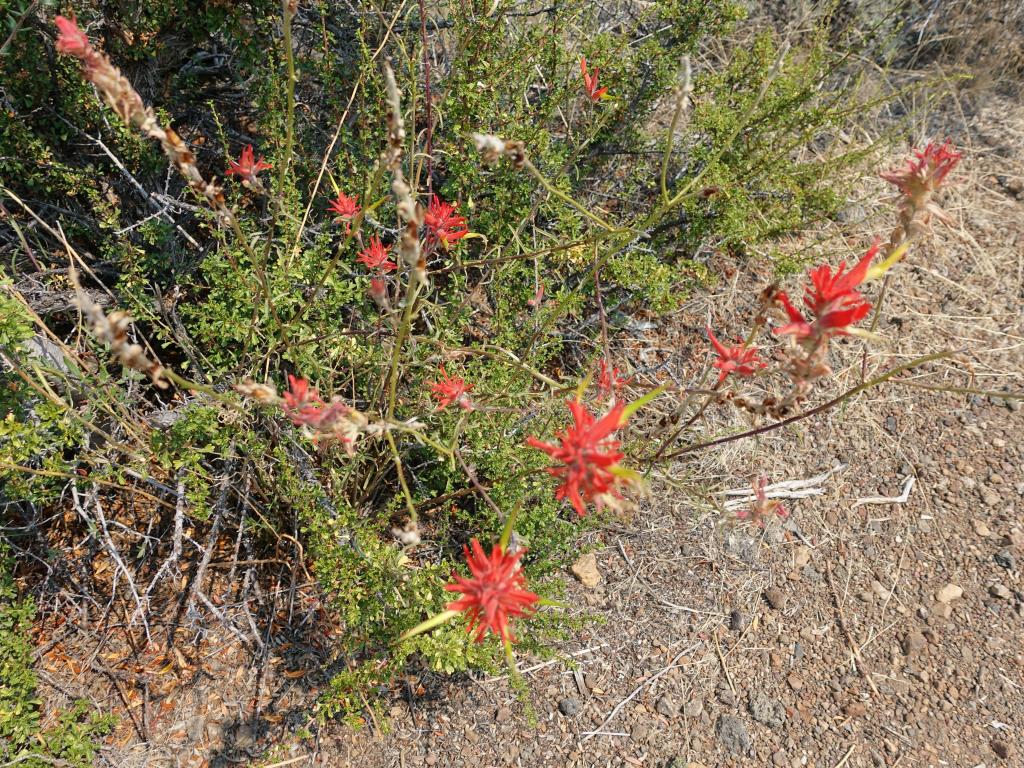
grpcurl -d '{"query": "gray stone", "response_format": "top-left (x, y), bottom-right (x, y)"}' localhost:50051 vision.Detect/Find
top-left (716, 714), bottom-right (752, 754)
top-left (717, 682), bottom-right (736, 706)
top-left (683, 698), bottom-right (705, 717)
top-left (557, 698), bottom-right (579, 717)
top-left (995, 549), bottom-right (1016, 570)
top-left (656, 695), bottom-right (678, 717)
top-left (748, 692), bottom-right (786, 729)
top-left (725, 532), bottom-right (758, 563)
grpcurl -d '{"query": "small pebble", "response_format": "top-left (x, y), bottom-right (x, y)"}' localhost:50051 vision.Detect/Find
top-left (991, 739), bottom-right (1010, 760)
top-left (995, 549), bottom-right (1016, 570)
top-left (903, 631), bottom-right (927, 655)
top-left (935, 584), bottom-right (963, 603)
top-left (656, 695), bottom-right (678, 718)
top-left (844, 701), bottom-right (867, 717)
top-left (764, 587), bottom-right (787, 610)
top-left (683, 698), bottom-right (705, 717)
top-left (990, 584), bottom-right (1012, 600)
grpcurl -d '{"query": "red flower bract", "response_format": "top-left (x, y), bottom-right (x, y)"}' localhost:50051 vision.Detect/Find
top-left (736, 477), bottom-right (788, 527)
top-left (328, 192), bottom-right (361, 234)
top-left (580, 57), bottom-right (608, 102)
top-left (774, 244), bottom-right (877, 340)
top-left (527, 399), bottom-right (626, 517)
top-left (707, 328), bottom-right (766, 384)
top-left (429, 366), bottom-right (474, 410)
top-left (424, 195), bottom-right (468, 248)
top-left (55, 15), bottom-right (90, 57)
top-left (881, 140), bottom-right (961, 198)
top-left (597, 359), bottom-right (628, 397)
top-left (282, 374), bottom-right (348, 430)
top-left (226, 144), bottom-right (271, 184)
top-left (445, 539), bottom-right (539, 643)
top-left (357, 235), bottom-right (396, 273)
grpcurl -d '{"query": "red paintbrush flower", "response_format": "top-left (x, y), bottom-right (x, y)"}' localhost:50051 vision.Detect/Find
top-left (328, 192), bottom-right (361, 234)
top-left (707, 328), bottom-right (767, 384)
top-left (281, 374), bottom-right (349, 431)
top-left (735, 476), bottom-right (788, 527)
top-left (774, 244), bottom-right (877, 340)
top-left (282, 374), bottom-right (325, 426)
top-left (356, 235), bottom-right (396, 273)
top-left (424, 195), bottom-right (468, 249)
top-left (881, 140), bottom-right (961, 199)
top-left (225, 144), bottom-right (272, 187)
top-left (527, 399), bottom-right (627, 517)
top-left (55, 14), bottom-right (91, 57)
top-left (368, 276), bottom-right (389, 307)
top-left (597, 359), bottom-right (629, 397)
top-left (445, 539), bottom-right (539, 643)
top-left (580, 57), bottom-right (608, 102)
top-left (526, 283), bottom-right (545, 308)
top-left (429, 366), bottom-right (474, 411)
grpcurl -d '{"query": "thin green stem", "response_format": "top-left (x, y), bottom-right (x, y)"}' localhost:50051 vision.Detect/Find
top-left (386, 274), bottom-right (424, 421)
top-left (660, 58), bottom-right (691, 203)
top-left (385, 430), bottom-right (418, 523)
top-left (521, 158), bottom-right (618, 232)
top-left (278, 0), bottom-right (297, 193)
top-left (416, 338), bottom-right (566, 391)
top-left (228, 213), bottom-right (282, 333)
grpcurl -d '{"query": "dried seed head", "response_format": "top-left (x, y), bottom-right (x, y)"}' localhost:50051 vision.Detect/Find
top-left (71, 270), bottom-right (168, 389)
top-left (54, 17), bottom-right (227, 217)
top-left (471, 133), bottom-right (526, 168)
top-left (472, 133), bottom-right (506, 164)
top-left (235, 379), bottom-right (280, 403)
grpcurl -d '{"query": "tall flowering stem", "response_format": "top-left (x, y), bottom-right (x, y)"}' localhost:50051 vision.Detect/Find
top-left (866, 140), bottom-right (962, 333)
top-left (53, 15), bottom-right (281, 328)
top-left (379, 63), bottom-right (427, 523)
top-left (54, 15), bottom-right (224, 214)
top-left (277, 0), bottom-right (298, 197)
top-left (880, 140), bottom-right (961, 252)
